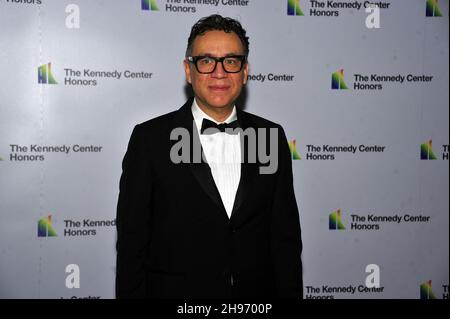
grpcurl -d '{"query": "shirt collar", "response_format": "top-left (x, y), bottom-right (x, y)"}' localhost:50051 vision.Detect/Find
top-left (191, 98), bottom-right (237, 134)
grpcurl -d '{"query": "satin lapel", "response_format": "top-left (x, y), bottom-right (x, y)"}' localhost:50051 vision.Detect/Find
top-left (190, 162), bottom-right (228, 221)
top-left (230, 110), bottom-right (258, 220)
top-left (173, 98), bottom-right (228, 221)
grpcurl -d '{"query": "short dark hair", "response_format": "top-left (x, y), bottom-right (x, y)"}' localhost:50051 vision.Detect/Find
top-left (185, 14), bottom-right (249, 58)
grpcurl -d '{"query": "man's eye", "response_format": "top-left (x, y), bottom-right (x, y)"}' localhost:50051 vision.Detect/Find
top-left (224, 59), bottom-right (238, 65)
top-left (199, 58), bottom-right (214, 65)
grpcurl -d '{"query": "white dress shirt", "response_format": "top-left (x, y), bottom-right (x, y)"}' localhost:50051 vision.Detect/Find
top-left (192, 99), bottom-right (241, 218)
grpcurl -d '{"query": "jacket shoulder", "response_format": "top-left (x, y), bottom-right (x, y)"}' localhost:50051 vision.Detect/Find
top-left (136, 110), bottom-right (178, 132)
top-left (240, 110), bottom-right (283, 130)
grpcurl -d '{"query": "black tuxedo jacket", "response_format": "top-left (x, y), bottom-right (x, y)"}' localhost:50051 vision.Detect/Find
top-left (116, 98), bottom-right (302, 298)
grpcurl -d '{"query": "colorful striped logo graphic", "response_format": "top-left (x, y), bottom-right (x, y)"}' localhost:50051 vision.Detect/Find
top-left (142, 0), bottom-right (159, 11)
top-left (289, 139), bottom-right (301, 160)
top-left (288, 0), bottom-right (304, 16)
top-left (329, 209), bottom-right (346, 230)
top-left (37, 215), bottom-right (57, 237)
top-left (420, 280), bottom-right (437, 299)
top-left (421, 140), bottom-right (437, 160)
top-left (426, 0), bottom-right (443, 17)
top-left (332, 69), bottom-right (348, 90)
top-left (38, 62), bottom-right (57, 84)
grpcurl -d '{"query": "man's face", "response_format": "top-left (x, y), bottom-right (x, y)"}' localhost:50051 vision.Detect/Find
top-left (184, 30), bottom-right (248, 113)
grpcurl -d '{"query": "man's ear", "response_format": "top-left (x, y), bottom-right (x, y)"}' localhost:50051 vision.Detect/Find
top-left (243, 62), bottom-right (249, 85)
top-left (184, 59), bottom-right (192, 84)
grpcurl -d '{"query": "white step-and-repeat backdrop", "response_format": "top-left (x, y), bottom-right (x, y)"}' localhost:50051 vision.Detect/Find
top-left (0, 0), bottom-right (448, 299)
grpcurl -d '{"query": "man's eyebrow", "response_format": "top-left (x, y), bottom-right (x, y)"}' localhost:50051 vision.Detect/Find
top-left (195, 52), bottom-right (244, 57)
top-left (225, 52), bottom-right (244, 57)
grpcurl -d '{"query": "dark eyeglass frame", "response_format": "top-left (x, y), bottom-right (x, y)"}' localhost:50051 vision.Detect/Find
top-left (187, 55), bottom-right (247, 74)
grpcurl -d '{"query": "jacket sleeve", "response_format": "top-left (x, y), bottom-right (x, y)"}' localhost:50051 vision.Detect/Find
top-left (270, 125), bottom-right (303, 298)
top-left (116, 124), bottom-right (153, 298)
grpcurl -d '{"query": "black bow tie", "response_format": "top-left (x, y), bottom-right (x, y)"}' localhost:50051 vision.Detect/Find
top-left (200, 118), bottom-right (240, 135)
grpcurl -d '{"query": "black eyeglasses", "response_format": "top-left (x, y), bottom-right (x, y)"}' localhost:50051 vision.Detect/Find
top-left (187, 55), bottom-right (247, 74)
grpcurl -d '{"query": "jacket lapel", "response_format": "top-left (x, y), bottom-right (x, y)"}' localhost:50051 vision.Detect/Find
top-left (230, 109), bottom-right (258, 220)
top-left (172, 98), bottom-right (228, 222)
top-left (172, 99), bottom-right (258, 222)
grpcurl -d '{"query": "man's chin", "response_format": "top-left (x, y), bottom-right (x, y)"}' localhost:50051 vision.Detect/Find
top-left (205, 98), bottom-right (236, 110)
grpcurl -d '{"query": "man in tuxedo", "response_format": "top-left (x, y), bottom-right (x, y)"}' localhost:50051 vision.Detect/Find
top-left (116, 14), bottom-right (303, 298)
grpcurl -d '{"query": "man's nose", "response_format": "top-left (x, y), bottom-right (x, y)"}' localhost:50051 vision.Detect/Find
top-left (211, 61), bottom-right (227, 78)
